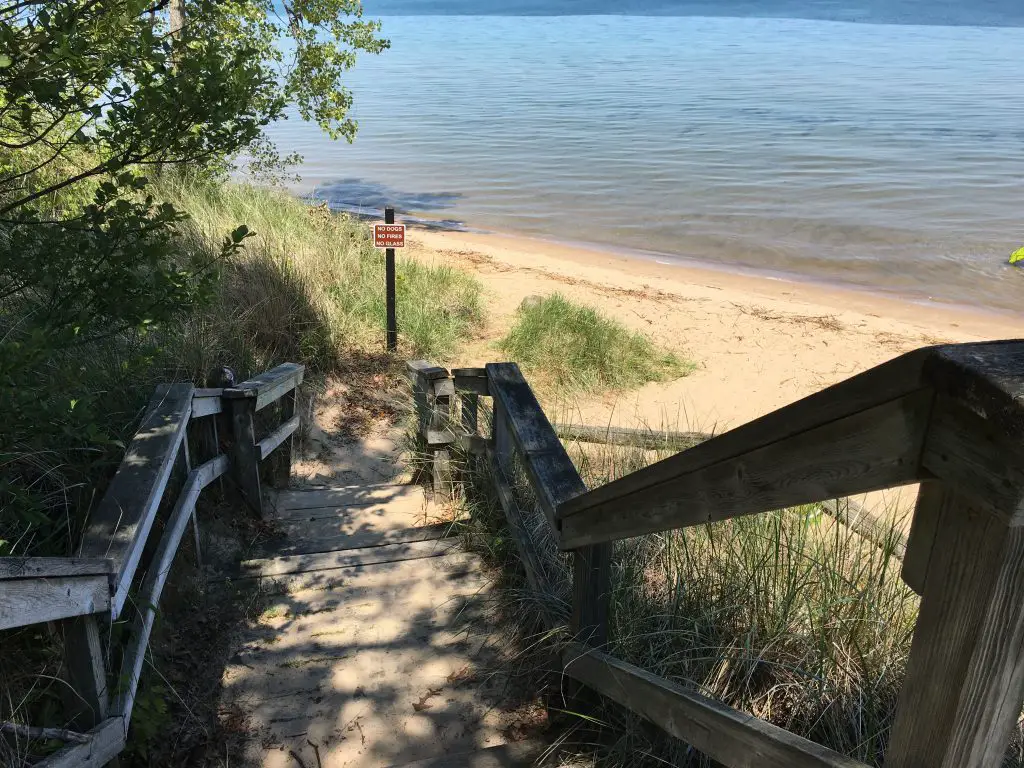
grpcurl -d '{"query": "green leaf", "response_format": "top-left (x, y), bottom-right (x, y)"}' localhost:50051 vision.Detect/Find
top-left (0, 54), bottom-right (12, 69)
top-left (1010, 246), bottom-right (1024, 266)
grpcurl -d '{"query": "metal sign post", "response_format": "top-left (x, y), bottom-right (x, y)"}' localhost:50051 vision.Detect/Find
top-left (374, 208), bottom-right (405, 352)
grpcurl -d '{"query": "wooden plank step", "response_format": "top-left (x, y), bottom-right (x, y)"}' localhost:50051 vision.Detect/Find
top-left (256, 521), bottom-right (458, 558)
top-left (225, 594), bottom-right (490, 690)
top-left (391, 741), bottom-right (547, 768)
top-left (268, 496), bottom-right (433, 523)
top-left (246, 551), bottom-right (481, 595)
top-left (252, 553), bottom-right (487, 617)
top-left (231, 678), bottom-right (512, 768)
top-left (241, 538), bottom-right (464, 579)
top-left (275, 483), bottom-right (424, 512)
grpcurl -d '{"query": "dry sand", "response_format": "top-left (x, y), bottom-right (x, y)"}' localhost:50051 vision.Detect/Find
top-left (404, 227), bottom-right (1021, 520)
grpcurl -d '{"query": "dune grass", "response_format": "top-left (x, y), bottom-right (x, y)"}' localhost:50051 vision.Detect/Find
top-left (160, 178), bottom-right (483, 379)
top-left (447, 415), bottom-right (1024, 767)
top-left (498, 294), bottom-right (692, 393)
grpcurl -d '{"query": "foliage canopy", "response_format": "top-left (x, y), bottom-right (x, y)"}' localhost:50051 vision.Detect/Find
top-left (0, 0), bottom-right (387, 554)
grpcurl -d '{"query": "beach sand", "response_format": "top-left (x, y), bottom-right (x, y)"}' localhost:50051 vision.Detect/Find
top-left (404, 227), bottom-right (1021, 521)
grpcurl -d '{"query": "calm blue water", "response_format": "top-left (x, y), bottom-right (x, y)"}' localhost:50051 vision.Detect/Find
top-left (267, 4), bottom-right (1024, 313)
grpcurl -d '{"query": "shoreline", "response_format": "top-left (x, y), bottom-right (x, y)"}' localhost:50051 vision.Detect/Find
top-left (374, 200), bottom-right (1024, 322)
top-left (403, 224), bottom-right (1024, 524)
top-left (407, 225), bottom-right (1022, 342)
top-left (486, 227), bottom-right (1024, 324)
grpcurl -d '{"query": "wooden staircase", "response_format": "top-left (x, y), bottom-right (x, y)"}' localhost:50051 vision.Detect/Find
top-left (225, 483), bottom-right (541, 768)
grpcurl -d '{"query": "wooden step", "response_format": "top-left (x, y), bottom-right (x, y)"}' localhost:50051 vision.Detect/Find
top-left (391, 741), bottom-right (547, 768)
top-left (274, 483), bottom-right (425, 513)
top-left (252, 553), bottom-right (488, 618)
top-left (255, 520), bottom-right (458, 558)
top-left (242, 538), bottom-right (463, 578)
top-left (224, 530), bottom-right (511, 768)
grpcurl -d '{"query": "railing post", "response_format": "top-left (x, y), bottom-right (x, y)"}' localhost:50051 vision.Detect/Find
top-left (886, 343), bottom-right (1024, 768)
top-left (886, 484), bottom-right (1024, 767)
top-left (462, 391), bottom-right (479, 436)
top-left (431, 377), bottom-right (454, 496)
top-left (453, 368), bottom-right (486, 438)
top-left (407, 361), bottom-right (456, 496)
top-left (268, 387), bottom-right (296, 489)
top-left (570, 543), bottom-right (612, 648)
top-left (60, 615), bottom-right (110, 730)
top-left (492, 398), bottom-right (512, 476)
top-left (224, 393), bottom-right (262, 516)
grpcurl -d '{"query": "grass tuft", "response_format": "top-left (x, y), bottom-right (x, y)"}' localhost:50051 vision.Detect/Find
top-left (161, 178), bottom-right (483, 377)
top-left (498, 294), bottom-right (692, 393)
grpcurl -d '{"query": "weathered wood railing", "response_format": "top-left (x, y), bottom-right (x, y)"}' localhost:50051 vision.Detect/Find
top-left (0, 362), bottom-right (303, 767)
top-left (410, 340), bottom-right (1024, 768)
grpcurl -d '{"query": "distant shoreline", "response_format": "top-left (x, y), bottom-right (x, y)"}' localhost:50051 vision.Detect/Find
top-left (398, 217), bottom-right (1024, 325)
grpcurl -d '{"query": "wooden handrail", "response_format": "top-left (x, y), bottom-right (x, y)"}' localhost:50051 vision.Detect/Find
top-left (0, 561), bottom-right (114, 631)
top-left (552, 422), bottom-right (707, 451)
top-left (562, 643), bottom-right (870, 768)
top-left (486, 363), bottom-right (588, 530)
top-left (191, 387), bottom-right (224, 417)
top-left (0, 558), bottom-right (114, 580)
top-left (559, 388), bottom-right (934, 548)
top-left (0, 362), bottom-right (304, 765)
top-left (114, 454), bottom-right (229, 725)
top-left (442, 341), bottom-right (1024, 768)
top-left (78, 383), bottom-right (194, 619)
top-left (34, 717), bottom-right (125, 768)
top-left (484, 362), bottom-right (612, 645)
top-left (556, 341), bottom-right (1024, 550)
top-left (222, 362), bottom-right (304, 411)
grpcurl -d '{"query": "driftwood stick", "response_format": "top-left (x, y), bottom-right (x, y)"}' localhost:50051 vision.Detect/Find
top-left (0, 722), bottom-right (91, 744)
top-left (553, 422), bottom-right (709, 451)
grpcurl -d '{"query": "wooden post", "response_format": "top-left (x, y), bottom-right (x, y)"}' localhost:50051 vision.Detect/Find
top-left (487, 363), bottom-right (613, 648)
top-left (60, 615), bottom-right (110, 730)
top-left (226, 395), bottom-right (262, 516)
top-left (571, 543), bottom-right (613, 648)
top-left (385, 206), bottom-right (398, 353)
top-left (453, 368), bottom-right (488, 439)
top-left (492, 399), bottom-right (512, 478)
top-left (431, 377), bottom-right (454, 496)
top-left (886, 342), bottom-right (1024, 768)
top-left (270, 388), bottom-right (296, 489)
top-left (462, 392), bottom-right (479, 436)
top-left (886, 486), bottom-right (1024, 767)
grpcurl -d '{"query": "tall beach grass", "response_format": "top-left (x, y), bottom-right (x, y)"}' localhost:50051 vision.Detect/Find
top-left (160, 178), bottom-right (483, 380)
top-left (451, 414), bottom-right (1024, 766)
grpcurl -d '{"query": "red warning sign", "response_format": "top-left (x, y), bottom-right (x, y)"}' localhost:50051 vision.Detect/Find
top-left (374, 223), bottom-right (405, 249)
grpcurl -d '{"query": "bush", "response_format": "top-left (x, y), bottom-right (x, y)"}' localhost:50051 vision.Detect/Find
top-left (498, 293), bottom-right (691, 392)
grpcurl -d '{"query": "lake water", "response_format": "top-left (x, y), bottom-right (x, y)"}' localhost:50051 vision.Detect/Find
top-left (266, 2), bottom-right (1024, 314)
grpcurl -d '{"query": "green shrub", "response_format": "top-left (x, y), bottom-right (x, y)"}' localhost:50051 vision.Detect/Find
top-left (498, 293), bottom-right (691, 392)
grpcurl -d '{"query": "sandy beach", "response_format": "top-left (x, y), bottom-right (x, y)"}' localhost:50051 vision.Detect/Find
top-left (408, 228), bottom-right (1020, 426)
top-left (404, 227), bottom-right (1021, 518)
